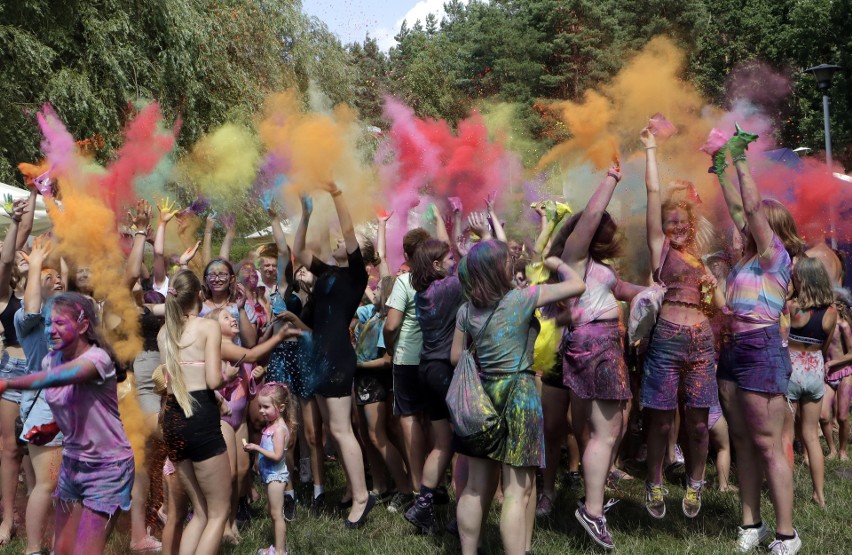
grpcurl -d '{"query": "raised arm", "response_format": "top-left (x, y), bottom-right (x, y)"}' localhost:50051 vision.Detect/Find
top-left (376, 210), bottom-right (393, 278)
top-left (562, 166), bottom-right (621, 264)
top-left (15, 190), bottom-right (36, 250)
top-left (641, 128), bottom-right (665, 269)
top-left (0, 199), bottom-right (28, 300)
top-left (467, 212), bottom-right (493, 242)
top-left (219, 213), bottom-right (236, 260)
top-left (534, 257), bottom-right (586, 306)
top-left (202, 214), bottom-right (215, 267)
top-left (532, 203), bottom-right (550, 258)
top-left (431, 203), bottom-right (452, 245)
top-left (485, 194), bottom-right (507, 243)
top-left (293, 195), bottom-right (315, 269)
top-left (728, 125), bottom-right (772, 255)
top-left (234, 283), bottom-right (258, 347)
top-left (124, 199), bottom-right (152, 289)
top-left (154, 198), bottom-right (178, 287)
top-left (327, 184), bottom-right (358, 254)
top-left (268, 205), bottom-right (294, 291)
top-left (22, 235), bottom-right (52, 314)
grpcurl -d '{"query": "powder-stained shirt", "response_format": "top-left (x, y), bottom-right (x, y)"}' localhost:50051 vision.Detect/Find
top-left (415, 275), bottom-right (464, 362)
top-left (386, 273), bottom-right (422, 365)
top-left (456, 287), bottom-right (540, 373)
top-left (45, 346), bottom-right (133, 463)
top-left (726, 234), bottom-right (791, 326)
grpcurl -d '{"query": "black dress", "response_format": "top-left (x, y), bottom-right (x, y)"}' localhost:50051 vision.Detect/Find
top-left (305, 248), bottom-right (368, 398)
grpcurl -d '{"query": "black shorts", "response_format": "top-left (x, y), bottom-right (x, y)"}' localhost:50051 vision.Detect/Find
top-left (540, 362), bottom-right (566, 390)
top-left (163, 390), bottom-right (227, 463)
top-left (418, 359), bottom-right (452, 421)
top-left (354, 370), bottom-right (393, 406)
top-left (393, 364), bottom-right (422, 416)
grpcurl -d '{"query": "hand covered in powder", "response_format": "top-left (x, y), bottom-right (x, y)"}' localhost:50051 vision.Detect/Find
top-left (467, 212), bottom-right (492, 241)
top-left (377, 209), bottom-right (394, 223)
top-left (726, 123), bottom-right (759, 159)
top-left (157, 197), bottom-right (179, 223)
top-left (6, 198), bottom-right (28, 222)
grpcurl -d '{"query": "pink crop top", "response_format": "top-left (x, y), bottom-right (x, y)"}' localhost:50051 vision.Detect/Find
top-left (567, 258), bottom-right (619, 327)
top-left (655, 242), bottom-right (704, 306)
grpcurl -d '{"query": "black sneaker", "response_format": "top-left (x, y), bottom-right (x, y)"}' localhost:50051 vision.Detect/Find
top-left (446, 517), bottom-right (459, 537)
top-left (404, 494), bottom-right (438, 534)
top-left (433, 486), bottom-right (450, 505)
top-left (387, 492), bottom-right (414, 513)
top-left (284, 494), bottom-right (296, 522)
top-left (236, 496), bottom-right (252, 525)
top-left (311, 492), bottom-right (326, 516)
top-left (566, 471), bottom-right (582, 490)
top-left (575, 503), bottom-right (615, 550)
top-left (374, 489), bottom-right (396, 504)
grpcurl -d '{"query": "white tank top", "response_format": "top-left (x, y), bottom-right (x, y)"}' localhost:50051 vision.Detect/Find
top-left (568, 258), bottom-right (619, 327)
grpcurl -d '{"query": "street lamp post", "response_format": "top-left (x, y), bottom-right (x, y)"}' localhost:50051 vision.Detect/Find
top-left (805, 63), bottom-right (843, 247)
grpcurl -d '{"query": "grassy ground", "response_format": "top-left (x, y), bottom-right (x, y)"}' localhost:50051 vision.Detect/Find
top-left (4, 450), bottom-right (852, 554)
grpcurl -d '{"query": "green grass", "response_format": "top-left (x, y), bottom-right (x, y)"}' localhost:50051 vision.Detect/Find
top-left (5, 451), bottom-right (852, 554)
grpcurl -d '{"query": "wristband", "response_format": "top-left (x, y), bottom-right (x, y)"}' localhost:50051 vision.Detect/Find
top-left (134, 230), bottom-right (147, 237)
top-left (645, 146), bottom-right (657, 150)
top-left (607, 170), bottom-right (621, 182)
top-left (331, 189), bottom-right (343, 198)
top-left (732, 154), bottom-right (747, 163)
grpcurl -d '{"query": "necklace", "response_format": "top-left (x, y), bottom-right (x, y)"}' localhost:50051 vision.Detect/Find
top-left (209, 298), bottom-right (230, 309)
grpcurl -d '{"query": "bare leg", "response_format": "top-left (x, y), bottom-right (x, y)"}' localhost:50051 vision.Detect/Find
top-left (709, 416), bottom-right (734, 491)
top-left (541, 384), bottom-right (570, 498)
top-left (53, 499), bottom-right (82, 555)
top-left (399, 414), bottom-right (426, 492)
top-left (25, 445), bottom-right (62, 554)
top-left (363, 402), bottom-right (408, 491)
top-left (0, 399), bottom-right (22, 543)
top-left (719, 380), bottom-right (763, 526)
top-left (266, 481), bottom-right (287, 554)
top-left (316, 395), bottom-right (370, 522)
top-left (572, 394), bottom-right (624, 517)
top-left (645, 409), bottom-right (675, 485)
top-left (161, 471), bottom-right (187, 555)
top-left (739, 391), bottom-right (795, 535)
top-left (219, 422), bottom-right (239, 541)
top-left (683, 407), bottom-right (710, 483)
top-left (837, 376), bottom-right (852, 460)
top-left (800, 398), bottom-right (825, 506)
top-left (176, 453), bottom-right (232, 555)
top-left (820, 384), bottom-right (837, 458)
top-left (500, 465), bottom-right (535, 555)
top-left (422, 419), bottom-right (453, 489)
top-left (73, 506), bottom-right (112, 555)
top-left (300, 397), bottom-right (325, 491)
top-left (456, 457), bottom-right (498, 555)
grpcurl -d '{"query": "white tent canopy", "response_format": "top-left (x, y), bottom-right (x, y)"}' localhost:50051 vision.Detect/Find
top-left (0, 182), bottom-right (52, 238)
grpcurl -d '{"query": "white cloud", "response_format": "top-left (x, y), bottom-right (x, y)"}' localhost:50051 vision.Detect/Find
top-left (373, 0), bottom-right (468, 51)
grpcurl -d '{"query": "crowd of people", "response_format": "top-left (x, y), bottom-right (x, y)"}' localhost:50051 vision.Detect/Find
top-left (0, 123), bottom-right (849, 555)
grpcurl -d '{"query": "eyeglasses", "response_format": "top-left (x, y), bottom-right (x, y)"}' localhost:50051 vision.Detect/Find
top-left (206, 272), bottom-right (232, 282)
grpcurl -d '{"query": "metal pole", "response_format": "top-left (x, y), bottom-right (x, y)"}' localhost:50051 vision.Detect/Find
top-left (823, 93), bottom-right (838, 248)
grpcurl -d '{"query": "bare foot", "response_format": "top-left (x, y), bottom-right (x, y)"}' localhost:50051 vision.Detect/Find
top-left (0, 519), bottom-right (14, 546)
top-left (812, 493), bottom-right (826, 508)
top-left (840, 451), bottom-right (849, 462)
top-left (826, 451), bottom-right (838, 461)
top-left (720, 484), bottom-right (739, 493)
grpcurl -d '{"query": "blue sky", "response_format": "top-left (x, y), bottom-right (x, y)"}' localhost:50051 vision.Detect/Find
top-left (301, 0), bottom-right (461, 50)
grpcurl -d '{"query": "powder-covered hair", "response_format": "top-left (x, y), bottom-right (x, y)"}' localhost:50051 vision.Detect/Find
top-left (794, 256), bottom-right (834, 309)
top-left (163, 270), bottom-right (202, 417)
top-left (410, 239), bottom-right (450, 293)
top-left (258, 382), bottom-right (297, 438)
top-left (458, 240), bottom-right (513, 309)
top-left (47, 292), bottom-right (125, 382)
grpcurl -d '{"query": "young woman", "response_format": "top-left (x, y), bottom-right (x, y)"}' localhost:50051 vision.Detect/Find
top-left (710, 126), bottom-right (803, 554)
top-left (208, 308), bottom-right (299, 542)
top-left (237, 260), bottom-right (270, 333)
top-left (784, 256), bottom-right (837, 508)
top-left (0, 292), bottom-right (134, 555)
top-left (451, 241), bottom-right (585, 555)
top-left (640, 127), bottom-right (719, 519)
top-left (200, 258), bottom-right (257, 348)
top-left (548, 166), bottom-right (646, 551)
top-left (405, 239), bottom-right (462, 534)
top-left (0, 198), bottom-right (31, 547)
top-left (244, 382), bottom-right (297, 555)
top-left (14, 235), bottom-right (65, 555)
top-left (158, 269), bottom-right (231, 555)
top-left (293, 185), bottom-right (378, 527)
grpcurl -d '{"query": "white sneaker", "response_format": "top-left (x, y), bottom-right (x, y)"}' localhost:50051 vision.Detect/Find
top-left (768, 532), bottom-right (802, 554)
top-left (736, 522), bottom-right (771, 552)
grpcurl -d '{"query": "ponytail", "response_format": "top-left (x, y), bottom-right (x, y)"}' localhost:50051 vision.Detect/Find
top-left (163, 270), bottom-right (202, 418)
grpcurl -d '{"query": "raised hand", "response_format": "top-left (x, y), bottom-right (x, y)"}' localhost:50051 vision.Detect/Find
top-left (467, 212), bottom-right (491, 239)
top-left (128, 199), bottom-right (153, 231)
top-left (727, 123), bottom-right (759, 159)
top-left (234, 283), bottom-right (247, 309)
top-left (448, 197), bottom-right (463, 214)
top-left (157, 196), bottom-right (179, 223)
top-left (179, 241), bottom-right (201, 265)
top-left (221, 213), bottom-right (236, 233)
top-left (5, 197), bottom-right (28, 222)
top-left (640, 127), bottom-right (657, 150)
top-left (606, 165), bottom-right (623, 184)
top-left (22, 234), bottom-right (53, 267)
top-left (485, 192), bottom-right (497, 213)
top-left (377, 209), bottom-right (394, 223)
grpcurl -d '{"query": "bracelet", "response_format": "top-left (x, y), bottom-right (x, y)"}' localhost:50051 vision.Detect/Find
top-left (707, 162), bottom-right (729, 175)
top-left (331, 189), bottom-right (343, 198)
top-left (134, 230), bottom-right (147, 237)
top-left (607, 170), bottom-right (621, 182)
top-left (732, 154), bottom-right (747, 163)
top-left (645, 146), bottom-right (657, 150)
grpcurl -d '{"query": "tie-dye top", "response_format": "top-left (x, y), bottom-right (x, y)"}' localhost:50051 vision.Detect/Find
top-left (456, 287), bottom-right (540, 374)
top-left (725, 234), bottom-right (791, 326)
top-left (567, 258), bottom-right (619, 327)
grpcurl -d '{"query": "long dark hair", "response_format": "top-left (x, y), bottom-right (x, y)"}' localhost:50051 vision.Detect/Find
top-left (47, 292), bottom-right (126, 382)
top-left (410, 239), bottom-right (450, 293)
top-left (458, 240), bottom-right (513, 309)
top-left (546, 210), bottom-right (622, 262)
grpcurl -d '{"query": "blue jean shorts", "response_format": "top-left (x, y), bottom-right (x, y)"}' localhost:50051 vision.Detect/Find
top-left (55, 456), bottom-right (134, 516)
top-left (717, 324), bottom-right (792, 395)
top-left (0, 352), bottom-right (27, 404)
top-left (641, 319), bottom-right (718, 410)
top-left (786, 350), bottom-right (825, 402)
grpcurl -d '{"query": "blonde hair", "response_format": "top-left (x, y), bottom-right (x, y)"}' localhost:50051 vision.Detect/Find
top-left (258, 382), bottom-right (297, 436)
top-left (163, 270), bottom-right (202, 417)
top-left (762, 199), bottom-right (805, 259)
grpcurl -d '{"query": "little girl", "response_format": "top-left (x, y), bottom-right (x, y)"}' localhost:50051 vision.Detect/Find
top-left (245, 382), bottom-right (296, 555)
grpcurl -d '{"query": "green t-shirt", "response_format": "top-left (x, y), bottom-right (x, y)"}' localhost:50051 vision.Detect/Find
top-left (386, 272), bottom-right (423, 365)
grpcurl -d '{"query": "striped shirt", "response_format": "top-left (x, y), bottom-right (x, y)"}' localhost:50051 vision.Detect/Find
top-left (725, 234), bottom-right (791, 325)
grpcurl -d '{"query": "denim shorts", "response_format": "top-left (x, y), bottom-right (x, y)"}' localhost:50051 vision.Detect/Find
top-left (641, 319), bottom-right (718, 410)
top-left (55, 456), bottom-right (134, 516)
top-left (787, 350), bottom-right (825, 402)
top-left (562, 320), bottom-right (631, 401)
top-left (0, 352), bottom-right (27, 404)
top-left (717, 324), bottom-right (792, 395)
